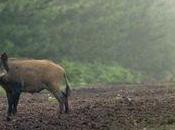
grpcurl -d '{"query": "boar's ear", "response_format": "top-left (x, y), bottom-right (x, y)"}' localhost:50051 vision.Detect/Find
top-left (1, 52), bottom-right (8, 62)
top-left (1, 53), bottom-right (9, 71)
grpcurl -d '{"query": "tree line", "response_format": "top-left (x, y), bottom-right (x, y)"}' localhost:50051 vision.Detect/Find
top-left (0, 0), bottom-right (175, 80)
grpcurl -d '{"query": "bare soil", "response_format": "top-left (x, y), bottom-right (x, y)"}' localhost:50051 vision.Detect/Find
top-left (0, 84), bottom-right (175, 130)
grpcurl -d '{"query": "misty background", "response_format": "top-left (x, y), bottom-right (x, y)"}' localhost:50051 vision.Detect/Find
top-left (0, 0), bottom-right (175, 86)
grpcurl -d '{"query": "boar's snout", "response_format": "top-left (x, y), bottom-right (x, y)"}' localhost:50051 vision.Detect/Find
top-left (0, 66), bottom-right (7, 77)
top-left (0, 63), bottom-right (7, 78)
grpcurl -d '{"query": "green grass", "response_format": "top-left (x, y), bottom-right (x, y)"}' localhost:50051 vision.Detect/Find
top-left (0, 87), bottom-right (6, 96)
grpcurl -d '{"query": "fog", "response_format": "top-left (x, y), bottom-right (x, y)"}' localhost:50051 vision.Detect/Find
top-left (0, 0), bottom-right (175, 83)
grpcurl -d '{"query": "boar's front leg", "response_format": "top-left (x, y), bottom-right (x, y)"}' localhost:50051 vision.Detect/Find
top-left (6, 82), bottom-right (21, 121)
top-left (11, 83), bottom-right (21, 115)
top-left (12, 92), bottom-right (21, 115)
top-left (6, 92), bottom-right (13, 121)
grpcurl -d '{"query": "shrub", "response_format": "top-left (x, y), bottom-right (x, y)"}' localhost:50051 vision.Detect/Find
top-left (61, 60), bottom-right (142, 87)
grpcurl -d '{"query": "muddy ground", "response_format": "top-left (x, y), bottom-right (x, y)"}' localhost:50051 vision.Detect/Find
top-left (0, 84), bottom-right (175, 130)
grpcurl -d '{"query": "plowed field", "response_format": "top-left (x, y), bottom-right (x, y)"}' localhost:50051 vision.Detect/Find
top-left (0, 84), bottom-right (175, 130)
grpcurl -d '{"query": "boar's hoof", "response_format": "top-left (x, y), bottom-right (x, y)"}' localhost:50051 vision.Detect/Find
top-left (6, 116), bottom-right (11, 121)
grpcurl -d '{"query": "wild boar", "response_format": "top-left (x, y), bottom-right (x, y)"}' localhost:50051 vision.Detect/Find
top-left (0, 53), bottom-right (71, 121)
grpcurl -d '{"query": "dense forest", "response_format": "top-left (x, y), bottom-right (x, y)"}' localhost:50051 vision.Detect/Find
top-left (0, 0), bottom-right (175, 85)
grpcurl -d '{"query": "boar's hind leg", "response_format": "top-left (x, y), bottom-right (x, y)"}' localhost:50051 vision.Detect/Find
top-left (47, 82), bottom-right (66, 114)
top-left (52, 91), bottom-right (65, 113)
top-left (61, 91), bottom-right (69, 113)
top-left (54, 92), bottom-right (64, 113)
top-left (64, 95), bottom-right (69, 113)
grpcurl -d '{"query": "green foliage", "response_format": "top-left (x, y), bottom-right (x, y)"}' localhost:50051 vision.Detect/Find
top-left (61, 60), bottom-right (142, 86)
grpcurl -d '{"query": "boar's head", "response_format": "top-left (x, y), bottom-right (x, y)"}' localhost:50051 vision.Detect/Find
top-left (0, 53), bottom-right (8, 77)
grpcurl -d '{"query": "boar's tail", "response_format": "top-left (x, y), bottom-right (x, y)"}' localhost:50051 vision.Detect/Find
top-left (63, 73), bottom-right (71, 97)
